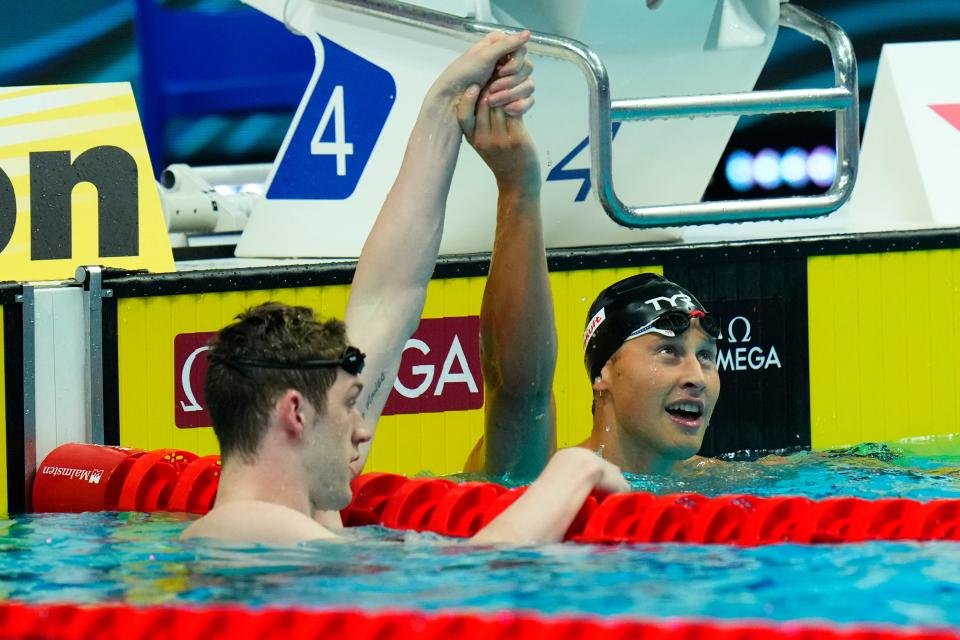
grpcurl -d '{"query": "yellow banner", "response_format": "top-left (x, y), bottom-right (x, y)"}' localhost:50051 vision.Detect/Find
top-left (116, 265), bottom-right (659, 476)
top-left (0, 84), bottom-right (173, 281)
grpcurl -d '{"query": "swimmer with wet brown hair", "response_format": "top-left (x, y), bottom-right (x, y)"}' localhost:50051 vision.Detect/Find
top-left (182, 33), bottom-right (628, 546)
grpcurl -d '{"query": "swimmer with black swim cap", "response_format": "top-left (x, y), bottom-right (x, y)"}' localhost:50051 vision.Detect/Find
top-left (580, 273), bottom-right (721, 474)
top-left (463, 118), bottom-right (724, 478)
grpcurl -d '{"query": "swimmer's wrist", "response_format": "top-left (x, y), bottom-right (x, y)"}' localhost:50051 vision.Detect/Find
top-left (412, 92), bottom-right (467, 153)
top-left (497, 177), bottom-right (541, 199)
top-left (422, 85), bottom-right (467, 129)
top-left (551, 447), bottom-right (606, 486)
top-left (496, 179), bottom-right (541, 215)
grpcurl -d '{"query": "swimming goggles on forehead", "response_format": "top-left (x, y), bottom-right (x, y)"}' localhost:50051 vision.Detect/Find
top-left (227, 345), bottom-right (366, 376)
top-left (624, 310), bottom-right (722, 342)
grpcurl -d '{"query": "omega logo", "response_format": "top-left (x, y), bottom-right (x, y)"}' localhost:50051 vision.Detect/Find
top-left (382, 316), bottom-right (483, 415)
top-left (725, 316), bottom-right (752, 343)
top-left (179, 345), bottom-right (210, 412)
top-left (174, 332), bottom-right (217, 428)
top-left (394, 336), bottom-right (479, 399)
top-left (717, 315), bottom-right (782, 372)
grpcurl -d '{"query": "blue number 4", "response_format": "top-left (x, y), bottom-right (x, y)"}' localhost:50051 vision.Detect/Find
top-left (546, 123), bottom-right (622, 202)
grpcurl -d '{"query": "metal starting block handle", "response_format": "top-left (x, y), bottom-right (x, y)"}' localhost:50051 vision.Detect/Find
top-left (313, 0), bottom-right (859, 228)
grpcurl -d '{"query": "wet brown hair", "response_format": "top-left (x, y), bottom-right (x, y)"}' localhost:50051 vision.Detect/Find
top-left (204, 302), bottom-right (348, 463)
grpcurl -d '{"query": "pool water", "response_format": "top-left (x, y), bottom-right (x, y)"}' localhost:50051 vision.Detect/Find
top-left (4, 438), bottom-right (960, 627)
top-left (626, 440), bottom-right (960, 500)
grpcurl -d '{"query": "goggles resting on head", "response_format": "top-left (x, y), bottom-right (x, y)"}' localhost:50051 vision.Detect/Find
top-left (227, 345), bottom-right (366, 376)
top-left (625, 309), bottom-right (722, 342)
top-left (582, 272), bottom-right (718, 381)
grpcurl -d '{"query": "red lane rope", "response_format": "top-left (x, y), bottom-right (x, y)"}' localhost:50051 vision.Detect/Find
top-left (342, 474), bottom-right (960, 545)
top-left (32, 444), bottom-right (960, 545)
top-left (0, 602), bottom-right (956, 640)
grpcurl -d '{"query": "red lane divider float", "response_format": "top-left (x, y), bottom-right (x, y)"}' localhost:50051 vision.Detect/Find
top-left (33, 443), bottom-right (219, 514)
top-left (30, 443), bottom-right (960, 545)
top-left (0, 602), bottom-right (957, 640)
top-left (338, 474), bottom-right (960, 545)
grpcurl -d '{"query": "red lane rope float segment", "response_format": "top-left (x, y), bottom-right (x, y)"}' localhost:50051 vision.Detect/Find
top-left (339, 475), bottom-right (960, 545)
top-left (426, 481), bottom-right (506, 537)
top-left (32, 443), bottom-right (146, 513)
top-left (28, 444), bottom-right (960, 546)
top-left (379, 477), bottom-right (458, 531)
top-left (167, 455), bottom-right (221, 514)
top-left (341, 472), bottom-right (409, 526)
top-left (117, 449), bottom-right (198, 512)
top-left (0, 602), bottom-right (958, 640)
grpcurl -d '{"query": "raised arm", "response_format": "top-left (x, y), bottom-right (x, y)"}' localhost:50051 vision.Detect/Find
top-left (462, 97), bottom-right (558, 480)
top-left (470, 447), bottom-right (629, 544)
top-left (345, 31), bottom-right (535, 472)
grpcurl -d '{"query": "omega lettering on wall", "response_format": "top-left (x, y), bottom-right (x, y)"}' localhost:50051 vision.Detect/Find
top-left (716, 315), bottom-right (782, 372)
top-left (382, 316), bottom-right (483, 415)
top-left (174, 332), bottom-right (216, 428)
top-left (665, 261), bottom-right (810, 456)
top-left (173, 316), bottom-right (483, 427)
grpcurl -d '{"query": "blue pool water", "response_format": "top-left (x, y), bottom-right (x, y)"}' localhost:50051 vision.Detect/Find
top-left (626, 440), bottom-right (960, 500)
top-left (4, 438), bottom-right (960, 627)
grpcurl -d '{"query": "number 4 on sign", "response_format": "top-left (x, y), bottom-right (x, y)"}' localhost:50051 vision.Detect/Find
top-left (546, 123), bottom-right (622, 202)
top-left (311, 85), bottom-right (354, 176)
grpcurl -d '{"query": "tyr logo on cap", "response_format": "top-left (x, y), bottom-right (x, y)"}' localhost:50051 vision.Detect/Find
top-left (644, 293), bottom-right (693, 311)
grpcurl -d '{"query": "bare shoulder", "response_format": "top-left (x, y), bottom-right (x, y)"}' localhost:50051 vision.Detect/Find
top-left (181, 501), bottom-right (338, 545)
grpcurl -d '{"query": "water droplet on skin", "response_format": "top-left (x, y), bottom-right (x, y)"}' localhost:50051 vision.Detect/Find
top-left (604, 425), bottom-right (612, 433)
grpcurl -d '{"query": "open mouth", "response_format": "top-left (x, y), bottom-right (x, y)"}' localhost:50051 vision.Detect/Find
top-left (665, 401), bottom-right (704, 426)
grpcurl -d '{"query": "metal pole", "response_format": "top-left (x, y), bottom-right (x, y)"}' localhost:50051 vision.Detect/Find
top-left (18, 285), bottom-right (37, 511)
top-left (75, 266), bottom-right (109, 446)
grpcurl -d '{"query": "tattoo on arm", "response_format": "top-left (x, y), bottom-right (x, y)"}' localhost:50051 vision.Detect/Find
top-left (362, 371), bottom-right (387, 417)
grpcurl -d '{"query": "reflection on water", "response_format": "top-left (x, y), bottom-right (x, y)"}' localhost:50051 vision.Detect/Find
top-left (2, 437), bottom-right (960, 626)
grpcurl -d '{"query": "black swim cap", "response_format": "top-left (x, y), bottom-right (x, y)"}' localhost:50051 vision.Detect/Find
top-left (582, 273), bottom-right (714, 380)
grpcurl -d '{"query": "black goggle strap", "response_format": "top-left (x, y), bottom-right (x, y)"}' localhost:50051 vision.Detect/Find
top-left (225, 346), bottom-right (366, 376)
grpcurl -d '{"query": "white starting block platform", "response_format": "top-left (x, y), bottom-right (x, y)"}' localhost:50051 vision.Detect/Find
top-left (236, 0), bottom-right (781, 257)
top-left (2, 2), bottom-right (958, 276)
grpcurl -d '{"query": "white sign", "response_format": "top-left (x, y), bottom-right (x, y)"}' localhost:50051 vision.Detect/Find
top-left (843, 41), bottom-right (960, 231)
top-left (237, 0), bottom-right (779, 257)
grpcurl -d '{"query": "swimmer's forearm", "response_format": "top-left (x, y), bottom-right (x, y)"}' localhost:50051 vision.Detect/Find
top-left (469, 448), bottom-right (610, 545)
top-left (345, 92), bottom-right (465, 446)
top-left (351, 94), bottom-right (462, 312)
top-left (482, 185), bottom-right (555, 390)
top-left (352, 31), bottom-right (533, 329)
top-left (348, 32), bottom-right (533, 444)
top-left (478, 178), bottom-right (557, 478)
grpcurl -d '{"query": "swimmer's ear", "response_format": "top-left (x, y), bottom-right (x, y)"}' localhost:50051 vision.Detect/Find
top-left (592, 373), bottom-right (610, 393)
top-left (277, 389), bottom-right (308, 439)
